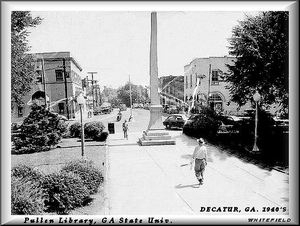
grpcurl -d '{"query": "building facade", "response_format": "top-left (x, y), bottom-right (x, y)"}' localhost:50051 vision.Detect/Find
top-left (158, 75), bottom-right (184, 106)
top-left (184, 56), bottom-right (251, 115)
top-left (12, 51), bottom-right (84, 120)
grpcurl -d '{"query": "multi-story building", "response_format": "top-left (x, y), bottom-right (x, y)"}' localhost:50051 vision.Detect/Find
top-left (12, 51), bottom-right (84, 120)
top-left (184, 56), bottom-right (251, 115)
top-left (158, 75), bottom-right (184, 106)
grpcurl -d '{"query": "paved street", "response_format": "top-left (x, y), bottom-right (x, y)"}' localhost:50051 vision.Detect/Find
top-left (102, 109), bottom-right (289, 216)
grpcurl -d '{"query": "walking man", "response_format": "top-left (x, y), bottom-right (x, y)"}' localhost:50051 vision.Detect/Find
top-left (191, 138), bottom-right (207, 185)
top-left (122, 119), bottom-right (129, 140)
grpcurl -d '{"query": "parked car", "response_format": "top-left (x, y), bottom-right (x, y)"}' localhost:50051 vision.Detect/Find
top-left (182, 113), bottom-right (220, 137)
top-left (163, 114), bottom-right (187, 129)
top-left (217, 115), bottom-right (244, 134)
top-left (273, 117), bottom-right (289, 134)
top-left (94, 102), bottom-right (112, 115)
top-left (132, 103), bottom-right (139, 109)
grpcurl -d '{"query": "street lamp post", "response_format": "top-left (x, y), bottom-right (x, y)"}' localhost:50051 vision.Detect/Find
top-left (77, 92), bottom-right (85, 157)
top-left (252, 90), bottom-right (261, 153)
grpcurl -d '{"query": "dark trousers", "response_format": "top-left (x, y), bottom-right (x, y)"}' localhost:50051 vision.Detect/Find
top-left (194, 159), bottom-right (206, 181)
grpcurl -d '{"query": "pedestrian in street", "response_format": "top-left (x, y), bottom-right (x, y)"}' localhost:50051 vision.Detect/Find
top-left (190, 138), bottom-right (207, 185)
top-left (122, 119), bottom-right (129, 139)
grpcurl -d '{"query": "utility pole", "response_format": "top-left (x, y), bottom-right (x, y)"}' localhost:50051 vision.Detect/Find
top-left (63, 58), bottom-right (70, 120)
top-left (129, 74), bottom-right (133, 120)
top-left (87, 72), bottom-right (97, 111)
top-left (207, 64), bottom-right (211, 107)
top-left (95, 81), bottom-right (98, 107)
top-left (40, 56), bottom-right (48, 110)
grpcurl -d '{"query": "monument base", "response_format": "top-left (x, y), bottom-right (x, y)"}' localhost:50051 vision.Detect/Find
top-left (139, 105), bottom-right (176, 146)
top-left (139, 130), bottom-right (176, 146)
top-left (146, 105), bottom-right (165, 131)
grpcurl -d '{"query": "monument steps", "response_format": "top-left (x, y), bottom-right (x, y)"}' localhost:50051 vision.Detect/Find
top-left (138, 138), bottom-right (176, 146)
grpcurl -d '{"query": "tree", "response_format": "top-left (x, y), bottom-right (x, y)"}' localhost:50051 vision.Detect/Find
top-left (11, 11), bottom-right (42, 111)
top-left (13, 104), bottom-right (68, 154)
top-left (226, 11), bottom-right (288, 116)
top-left (116, 83), bottom-right (149, 107)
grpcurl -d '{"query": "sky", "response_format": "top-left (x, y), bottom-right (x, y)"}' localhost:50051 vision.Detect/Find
top-left (23, 5), bottom-right (264, 88)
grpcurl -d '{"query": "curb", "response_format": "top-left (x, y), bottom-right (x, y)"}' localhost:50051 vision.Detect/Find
top-left (272, 167), bottom-right (289, 175)
top-left (103, 139), bottom-right (110, 215)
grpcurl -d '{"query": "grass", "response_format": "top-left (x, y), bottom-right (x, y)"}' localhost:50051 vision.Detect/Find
top-left (11, 137), bottom-right (107, 215)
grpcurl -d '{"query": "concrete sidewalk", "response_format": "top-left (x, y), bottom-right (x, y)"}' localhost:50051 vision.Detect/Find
top-left (105, 130), bottom-right (289, 216)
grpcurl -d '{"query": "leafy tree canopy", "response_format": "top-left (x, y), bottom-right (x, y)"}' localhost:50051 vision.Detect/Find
top-left (117, 83), bottom-right (149, 107)
top-left (100, 86), bottom-right (119, 107)
top-left (226, 11), bottom-right (288, 116)
top-left (11, 11), bottom-right (42, 110)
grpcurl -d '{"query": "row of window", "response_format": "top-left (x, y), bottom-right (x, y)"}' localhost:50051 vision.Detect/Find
top-left (185, 70), bottom-right (220, 89)
top-left (185, 93), bottom-right (222, 102)
top-left (35, 70), bottom-right (82, 83)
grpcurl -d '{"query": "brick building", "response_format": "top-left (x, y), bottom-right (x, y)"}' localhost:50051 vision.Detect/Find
top-left (12, 51), bottom-right (84, 120)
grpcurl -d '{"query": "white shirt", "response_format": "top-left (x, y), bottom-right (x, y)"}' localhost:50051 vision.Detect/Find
top-left (192, 145), bottom-right (207, 160)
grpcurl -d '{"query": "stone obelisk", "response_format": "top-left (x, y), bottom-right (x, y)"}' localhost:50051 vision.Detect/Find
top-left (139, 12), bottom-right (175, 146)
top-left (147, 11), bottom-right (164, 131)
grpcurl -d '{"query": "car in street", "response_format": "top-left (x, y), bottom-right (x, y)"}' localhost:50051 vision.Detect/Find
top-left (217, 115), bottom-right (244, 134)
top-left (182, 113), bottom-right (220, 136)
top-left (273, 117), bottom-right (289, 134)
top-left (94, 102), bottom-right (112, 115)
top-left (163, 114), bottom-right (187, 129)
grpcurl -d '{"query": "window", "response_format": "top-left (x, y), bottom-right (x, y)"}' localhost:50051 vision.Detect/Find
top-left (209, 93), bottom-right (222, 102)
top-left (18, 107), bottom-right (23, 117)
top-left (36, 71), bottom-right (43, 83)
top-left (58, 103), bottom-right (64, 114)
top-left (190, 74), bottom-right (192, 88)
top-left (212, 70), bottom-right (218, 81)
top-left (55, 70), bottom-right (63, 81)
top-left (186, 76), bottom-right (188, 89)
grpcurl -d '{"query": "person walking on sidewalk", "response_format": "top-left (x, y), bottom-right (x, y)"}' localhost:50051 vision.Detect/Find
top-left (190, 138), bottom-right (207, 185)
top-left (122, 119), bottom-right (129, 139)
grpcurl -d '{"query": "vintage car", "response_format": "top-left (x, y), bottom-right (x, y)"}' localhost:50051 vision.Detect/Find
top-left (94, 102), bottom-right (112, 115)
top-left (217, 115), bottom-right (243, 134)
top-left (163, 114), bottom-right (187, 129)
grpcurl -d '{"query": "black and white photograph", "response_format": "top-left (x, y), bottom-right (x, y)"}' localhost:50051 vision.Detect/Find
top-left (1, 1), bottom-right (299, 225)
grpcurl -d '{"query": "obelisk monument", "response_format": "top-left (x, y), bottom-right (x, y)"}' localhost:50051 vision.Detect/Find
top-left (139, 12), bottom-right (175, 145)
top-left (147, 11), bottom-right (164, 131)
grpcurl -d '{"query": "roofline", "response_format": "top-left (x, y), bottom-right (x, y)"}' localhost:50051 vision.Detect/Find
top-left (184, 55), bottom-right (236, 68)
top-left (29, 52), bottom-right (83, 71)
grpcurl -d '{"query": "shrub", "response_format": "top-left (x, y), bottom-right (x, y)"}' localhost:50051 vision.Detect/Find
top-left (12, 104), bottom-right (68, 154)
top-left (11, 164), bottom-right (44, 184)
top-left (11, 176), bottom-right (46, 215)
top-left (84, 121), bottom-right (105, 139)
top-left (95, 130), bottom-right (109, 142)
top-left (42, 171), bottom-right (90, 214)
top-left (11, 165), bottom-right (46, 215)
top-left (68, 121), bottom-right (108, 141)
top-left (191, 106), bottom-right (220, 138)
top-left (68, 122), bottom-right (81, 138)
top-left (61, 160), bottom-right (103, 195)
